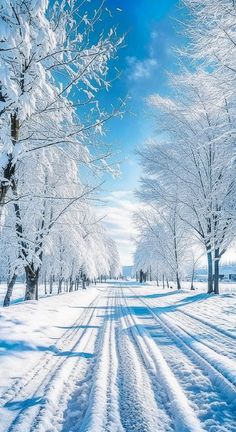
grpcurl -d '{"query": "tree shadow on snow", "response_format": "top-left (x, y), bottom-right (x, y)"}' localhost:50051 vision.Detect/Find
top-left (124, 290), bottom-right (182, 300)
top-left (56, 351), bottom-right (94, 358)
top-left (5, 396), bottom-right (44, 410)
top-left (55, 325), bottom-right (100, 330)
top-left (0, 339), bottom-right (66, 356)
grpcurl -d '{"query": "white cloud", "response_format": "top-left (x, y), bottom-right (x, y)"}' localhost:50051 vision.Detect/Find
top-left (97, 190), bottom-right (141, 266)
top-left (127, 56), bottom-right (158, 81)
top-left (126, 31), bottom-right (159, 81)
top-left (127, 56), bottom-right (158, 80)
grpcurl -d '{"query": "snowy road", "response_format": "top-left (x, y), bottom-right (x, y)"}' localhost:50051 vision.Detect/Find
top-left (0, 282), bottom-right (236, 432)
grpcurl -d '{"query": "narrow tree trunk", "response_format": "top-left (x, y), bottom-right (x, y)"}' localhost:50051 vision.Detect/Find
top-left (207, 251), bottom-right (213, 293)
top-left (35, 278), bottom-right (39, 301)
top-left (166, 275), bottom-right (170, 289)
top-left (3, 273), bottom-right (17, 307)
top-left (49, 275), bottom-right (53, 294)
top-left (69, 276), bottom-right (74, 292)
top-left (58, 278), bottom-right (63, 294)
top-left (214, 248), bottom-right (220, 295)
top-left (0, 113), bottom-right (19, 219)
top-left (25, 267), bottom-right (39, 301)
top-left (191, 266), bottom-right (195, 290)
top-left (44, 277), bottom-right (47, 295)
top-left (162, 274), bottom-right (165, 289)
top-left (173, 214), bottom-right (181, 291)
top-left (82, 274), bottom-right (86, 289)
top-left (139, 270), bottom-right (143, 283)
top-left (176, 273), bottom-right (181, 290)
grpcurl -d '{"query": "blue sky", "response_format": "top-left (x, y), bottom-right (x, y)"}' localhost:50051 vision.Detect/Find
top-left (95, 0), bottom-right (185, 265)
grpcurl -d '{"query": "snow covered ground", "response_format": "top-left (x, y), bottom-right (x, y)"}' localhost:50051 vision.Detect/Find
top-left (0, 281), bottom-right (236, 431)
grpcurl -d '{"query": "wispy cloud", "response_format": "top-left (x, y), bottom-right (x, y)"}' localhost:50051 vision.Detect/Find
top-left (97, 190), bottom-right (141, 266)
top-left (126, 56), bottom-right (158, 80)
top-left (126, 31), bottom-right (159, 81)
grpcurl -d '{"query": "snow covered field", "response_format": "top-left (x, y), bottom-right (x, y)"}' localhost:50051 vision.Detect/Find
top-left (0, 281), bottom-right (236, 432)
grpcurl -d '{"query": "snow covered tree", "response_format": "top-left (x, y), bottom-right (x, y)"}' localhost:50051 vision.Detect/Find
top-left (183, 0), bottom-right (236, 82)
top-left (136, 69), bottom-right (236, 294)
top-left (134, 202), bottom-right (189, 290)
top-left (0, 0), bottom-right (124, 219)
top-left (0, 0), bottom-right (123, 305)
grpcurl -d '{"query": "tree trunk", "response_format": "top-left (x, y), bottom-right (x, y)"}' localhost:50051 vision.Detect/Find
top-left (3, 273), bottom-right (17, 307)
top-left (35, 278), bottom-right (39, 301)
top-left (207, 251), bottom-right (213, 293)
top-left (58, 278), bottom-right (63, 294)
top-left (82, 274), bottom-right (86, 289)
top-left (191, 266), bottom-right (195, 290)
top-left (0, 113), bottom-right (19, 219)
top-left (162, 274), bottom-right (165, 289)
top-left (44, 277), bottom-right (47, 295)
top-left (166, 275), bottom-right (170, 289)
top-left (25, 267), bottom-right (39, 301)
top-left (214, 248), bottom-right (220, 295)
top-left (176, 273), bottom-right (181, 290)
top-left (69, 276), bottom-right (74, 292)
top-left (49, 275), bottom-right (53, 294)
top-left (139, 269), bottom-right (143, 283)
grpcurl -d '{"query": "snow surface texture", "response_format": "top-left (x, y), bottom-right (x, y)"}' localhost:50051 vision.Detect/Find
top-left (0, 282), bottom-right (236, 432)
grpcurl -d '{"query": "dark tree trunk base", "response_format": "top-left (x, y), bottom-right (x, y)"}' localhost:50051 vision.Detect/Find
top-left (207, 251), bottom-right (213, 294)
top-left (25, 267), bottom-right (39, 301)
top-left (3, 274), bottom-right (17, 307)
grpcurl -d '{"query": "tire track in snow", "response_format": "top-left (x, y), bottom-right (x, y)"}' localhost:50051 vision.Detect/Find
top-left (164, 310), bottom-right (236, 359)
top-left (171, 304), bottom-right (236, 340)
top-left (146, 295), bottom-right (236, 359)
top-left (131, 288), bottom-right (236, 402)
top-left (59, 293), bottom-right (112, 432)
top-left (77, 288), bottom-right (124, 432)
top-left (128, 290), bottom-right (236, 426)
top-left (128, 305), bottom-right (235, 431)
top-left (116, 288), bottom-right (174, 432)
top-left (119, 286), bottom-right (204, 432)
top-left (0, 290), bottom-right (102, 410)
top-left (48, 301), bottom-right (106, 432)
top-left (4, 291), bottom-right (105, 432)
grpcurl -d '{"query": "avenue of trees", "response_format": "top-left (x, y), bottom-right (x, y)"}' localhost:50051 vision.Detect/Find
top-left (0, 0), bottom-right (121, 305)
top-left (134, 0), bottom-right (236, 294)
